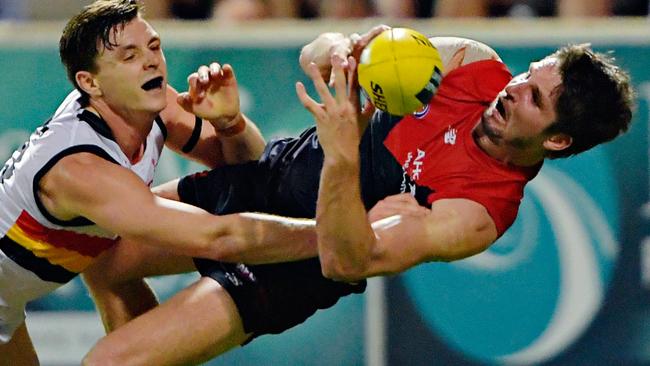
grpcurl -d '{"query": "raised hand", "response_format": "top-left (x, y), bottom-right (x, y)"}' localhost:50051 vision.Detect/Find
top-left (296, 54), bottom-right (362, 163)
top-left (177, 62), bottom-right (241, 129)
top-left (330, 25), bottom-right (390, 86)
top-left (299, 25), bottom-right (390, 86)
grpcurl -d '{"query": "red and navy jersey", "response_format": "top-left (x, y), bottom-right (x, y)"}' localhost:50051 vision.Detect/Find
top-left (262, 60), bottom-right (540, 236)
top-left (365, 60), bottom-right (541, 235)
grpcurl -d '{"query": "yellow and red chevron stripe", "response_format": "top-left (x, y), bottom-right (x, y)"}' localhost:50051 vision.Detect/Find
top-left (0, 210), bottom-right (116, 283)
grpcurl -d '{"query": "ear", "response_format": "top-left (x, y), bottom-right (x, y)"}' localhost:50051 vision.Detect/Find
top-left (543, 133), bottom-right (572, 152)
top-left (75, 70), bottom-right (102, 98)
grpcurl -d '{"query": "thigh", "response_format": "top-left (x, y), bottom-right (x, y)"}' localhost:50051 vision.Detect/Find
top-left (194, 258), bottom-right (366, 339)
top-left (84, 237), bottom-right (196, 285)
top-left (84, 277), bottom-right (250, 366)
top-left (0, 322), bottom-right (38, 366)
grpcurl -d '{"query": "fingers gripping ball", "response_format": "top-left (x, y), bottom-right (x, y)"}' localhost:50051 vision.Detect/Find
top-left (358, 28), bottom-right (444, 116)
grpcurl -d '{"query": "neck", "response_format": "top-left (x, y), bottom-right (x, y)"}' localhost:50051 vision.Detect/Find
top-left (472, 120), bottom-right (544, 167)
top-left (87, 99), bottom-right (156, 162)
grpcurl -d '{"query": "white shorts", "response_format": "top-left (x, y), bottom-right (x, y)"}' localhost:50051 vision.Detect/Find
top-left (0, 249), bottom-right (60, 343)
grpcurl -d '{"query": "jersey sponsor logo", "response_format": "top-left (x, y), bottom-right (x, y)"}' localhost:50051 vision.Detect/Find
top-left (400, 149), bottom-right (426, 196)
top-left (444, 126), bottom-right (457, 145)
top-left (225, 271), bottom-right (243, 286)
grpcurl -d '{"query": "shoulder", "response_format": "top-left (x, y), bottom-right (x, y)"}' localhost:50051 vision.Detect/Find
top-left (47, 152), bottom-right (115, 182)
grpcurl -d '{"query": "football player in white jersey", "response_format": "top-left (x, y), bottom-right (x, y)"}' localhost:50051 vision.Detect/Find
top-left (0, 0), bottom-right (266, 364)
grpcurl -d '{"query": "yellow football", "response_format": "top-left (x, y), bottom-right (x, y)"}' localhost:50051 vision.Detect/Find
top-left (357, 28), bottom-right (444, 116)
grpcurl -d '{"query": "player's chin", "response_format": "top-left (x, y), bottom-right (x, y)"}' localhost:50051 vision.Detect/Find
top-left (142, 97), bottom-right (168, 114)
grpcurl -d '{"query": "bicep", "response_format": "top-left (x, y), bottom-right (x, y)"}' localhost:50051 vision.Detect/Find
top-left (43, 154), bottom-right (160, 230)
top-left (42, 154), bottom-right (204, 239)
top-left (365, 198), bottom-right (497, 277)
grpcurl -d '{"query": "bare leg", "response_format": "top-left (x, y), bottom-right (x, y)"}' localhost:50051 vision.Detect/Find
top-left (83, 277), bottom-right (250, 366)
top-left (83, 238), bottom-right (196, 331)
top-left (0, 322), bottom-right (39, 366)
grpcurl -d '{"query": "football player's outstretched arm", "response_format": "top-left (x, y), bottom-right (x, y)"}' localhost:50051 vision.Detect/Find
top-left (38, 153), bottom-right (238, 258)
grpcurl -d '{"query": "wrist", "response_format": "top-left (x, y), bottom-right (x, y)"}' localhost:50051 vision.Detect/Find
top-left (323, 155), bottom-right (360, 175)
top-left (212, 113), bottom-right (246, 137)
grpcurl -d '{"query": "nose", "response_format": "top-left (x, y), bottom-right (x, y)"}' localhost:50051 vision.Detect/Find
top-left (503, 85), bottom-right (517, 102)
top-left (144, 49), bottom-right (160, 70)
top-left (504, 81), bottom-right (526, 102)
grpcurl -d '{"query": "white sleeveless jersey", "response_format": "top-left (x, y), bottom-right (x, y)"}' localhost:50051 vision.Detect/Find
top-left (0, 90), bottom-right (166, 297)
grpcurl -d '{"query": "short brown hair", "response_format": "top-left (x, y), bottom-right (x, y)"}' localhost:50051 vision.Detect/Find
top-left (545, 44), bottom-right (634, 159)
top-left (59, 0), bottom-right (141, 97)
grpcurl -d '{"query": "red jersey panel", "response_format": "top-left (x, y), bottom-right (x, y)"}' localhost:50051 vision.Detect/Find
top-left (383, 60), bottom-right (541, 235)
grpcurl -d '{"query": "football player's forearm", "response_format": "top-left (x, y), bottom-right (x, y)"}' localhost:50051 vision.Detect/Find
top-left (217, 113), bottom-right (265, 164)
top-left (316, 157), bottom-right (376, 281)
top-left (214, 212), bottom-right (318, 264)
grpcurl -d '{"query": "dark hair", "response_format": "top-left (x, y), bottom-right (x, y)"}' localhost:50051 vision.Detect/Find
top-left (545, 44), bottom-right (634, 159)
top-left (59, 0), bottom-right (142, 97)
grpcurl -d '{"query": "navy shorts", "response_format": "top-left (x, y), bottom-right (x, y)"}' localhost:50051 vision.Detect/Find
top-left (178, 161), bottom-right (366, 340)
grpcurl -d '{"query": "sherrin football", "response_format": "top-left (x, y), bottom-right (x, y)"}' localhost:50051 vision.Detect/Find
top-left (357, 28), bottom-right (444, 116)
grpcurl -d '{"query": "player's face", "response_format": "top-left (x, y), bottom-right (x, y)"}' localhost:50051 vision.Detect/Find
top-left (92, 16), bottom-right (168, 115)
top-left (481, 57), bottom-right (562, 151)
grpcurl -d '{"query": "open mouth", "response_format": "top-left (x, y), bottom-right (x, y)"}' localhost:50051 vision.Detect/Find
top-left (495, 98), bottom-right (506, 119)
top-left (141, 76), bottom-right (164, 91)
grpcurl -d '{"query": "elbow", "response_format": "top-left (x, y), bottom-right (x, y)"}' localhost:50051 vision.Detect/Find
top-left (436, 226), bottom-right (496, 263)
top-left (320, 252), bottom-right (368, 282)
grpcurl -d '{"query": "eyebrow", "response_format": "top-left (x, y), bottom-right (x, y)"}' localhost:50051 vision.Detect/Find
top-left (116, 35), bottom-right (161, 52)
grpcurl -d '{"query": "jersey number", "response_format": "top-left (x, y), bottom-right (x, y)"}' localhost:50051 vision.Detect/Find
top-left (1, 120), bottom-right (50, 184)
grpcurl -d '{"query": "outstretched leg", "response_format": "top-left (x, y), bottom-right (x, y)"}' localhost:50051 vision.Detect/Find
top-left (83, 276), bottom-right (250, 366)
top-left (83, 236), bottom-right (196, 331)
